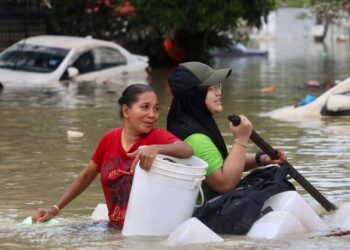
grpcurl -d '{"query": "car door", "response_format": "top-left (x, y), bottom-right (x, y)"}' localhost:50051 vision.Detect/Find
top-left (69, 49), bottom-right (97, 82)
top-left (94, 46), bottom-right (130, 83)
top-left (70, 46), bottom-right (129, 84)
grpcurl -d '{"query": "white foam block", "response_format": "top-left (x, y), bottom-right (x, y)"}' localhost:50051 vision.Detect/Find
top-left (247, 211), bottom-right (307, 239)
top-left (331, 202), bottom-right (350, 229)
top-left (326, 94), bottom-right (350, 112)
top-left (90, 203), bottom-right (108, 220)
top-left (163, 217), bottom-right (223, 246)
top-left (262, 191), bottom-right (328, 231)
top-left (21, 216), bottom-right (59, 226)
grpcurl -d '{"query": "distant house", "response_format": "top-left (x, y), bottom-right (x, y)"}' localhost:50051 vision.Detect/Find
top-left (251, 8), bottom-right (314, 40)
top-left (0, 0), bottom-right (48, 51)
top-left (253, 7), bottom-right (350, 42)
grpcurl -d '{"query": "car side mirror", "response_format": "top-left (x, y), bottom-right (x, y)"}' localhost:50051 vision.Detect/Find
top-left (67, 67), bottom-right (79, 78)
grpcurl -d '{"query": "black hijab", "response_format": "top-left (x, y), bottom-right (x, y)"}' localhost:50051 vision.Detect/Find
top-left (167, 66), bottom-right (228, 159)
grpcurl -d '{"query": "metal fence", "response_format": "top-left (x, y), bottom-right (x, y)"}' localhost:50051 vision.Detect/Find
top-left (0, 0), bottom-right (47, 51)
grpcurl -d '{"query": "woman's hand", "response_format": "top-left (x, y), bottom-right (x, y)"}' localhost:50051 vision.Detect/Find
top-left (127, 145), bottom-right (160, 171)
top-left (32, 207), bottom-right (59, 223)
top-left (259, 148), bottom-right (287, 165)
top-left (229, 115), bottom-right (253, 144)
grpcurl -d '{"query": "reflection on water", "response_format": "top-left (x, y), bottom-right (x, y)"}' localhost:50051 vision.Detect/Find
top-left (0, 80), bottom-right (136, 109)
top-left (1, 37), bottom-right (350, 249)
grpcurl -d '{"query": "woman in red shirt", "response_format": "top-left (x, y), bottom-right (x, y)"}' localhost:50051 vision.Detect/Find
top-left (32, 84), bottom-right (193, 229)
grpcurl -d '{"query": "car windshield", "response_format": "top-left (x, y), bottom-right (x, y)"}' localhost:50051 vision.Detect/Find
top-left (0, 43), bottom-right (69, 73)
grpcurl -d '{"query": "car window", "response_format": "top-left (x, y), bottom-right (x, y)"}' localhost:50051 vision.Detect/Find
top-left (72, 50), bottom-right (95, 74)
top-left (0, 43), bottom-right (69, 73)
top-left (94, 47), bottom-right (127, 70)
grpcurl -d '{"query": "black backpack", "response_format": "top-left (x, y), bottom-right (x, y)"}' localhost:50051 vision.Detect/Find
top-left (193, 165), bottom-right (295, 235)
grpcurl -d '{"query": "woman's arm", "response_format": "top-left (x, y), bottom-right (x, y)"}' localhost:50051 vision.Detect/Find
top-left (206, 139), bottom-right (248, 193)
top-left (32, 160), bottom-right (99, 223)
top-left (127, 141), bottom-right (193, 171)
top-left (245, 148), bottom-right (287, 170)
top-left (244, 153), bottom-right (259, 170)
top-left (156, 141), bottom-right (193, 158)
top-left (206, 115), bottom-right (252, 193)
top-left (209, 148), bottom-right (287, 193)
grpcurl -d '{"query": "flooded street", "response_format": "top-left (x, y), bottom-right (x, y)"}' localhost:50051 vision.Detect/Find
top-left (1, 35), bottom-right (350, 249)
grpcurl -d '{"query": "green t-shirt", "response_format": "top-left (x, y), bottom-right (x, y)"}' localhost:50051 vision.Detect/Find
top-left (185, 133), bottom-right (224, 200)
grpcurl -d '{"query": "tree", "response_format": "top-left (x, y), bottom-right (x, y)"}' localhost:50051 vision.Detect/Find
top-left (127, 0), bottom-right (278, 64)
top-left (47, 0), bottom-right (136, 43)
top-left (308, 0), bottom-right (345, 42)
top-left (47, 0), bottom-right (279, 65)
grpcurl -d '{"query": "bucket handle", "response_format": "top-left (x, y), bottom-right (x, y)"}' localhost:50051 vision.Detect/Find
top-left (194, 180), bottom-right (205, 208)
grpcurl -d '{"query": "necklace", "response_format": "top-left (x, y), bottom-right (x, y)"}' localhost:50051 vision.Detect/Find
top-left (122, 128), bottom-right (138, 152)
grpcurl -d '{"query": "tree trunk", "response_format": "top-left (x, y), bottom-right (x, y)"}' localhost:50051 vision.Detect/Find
top-left (314, 19), bottom-right (329, 43)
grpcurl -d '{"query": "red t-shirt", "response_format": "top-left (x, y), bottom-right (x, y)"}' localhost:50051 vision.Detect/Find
top-left (92, 127), bottom-right (180, 229)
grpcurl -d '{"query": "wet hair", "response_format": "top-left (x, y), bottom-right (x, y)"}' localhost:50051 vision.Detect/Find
top-left (117, 84), bottom-right (156, 118)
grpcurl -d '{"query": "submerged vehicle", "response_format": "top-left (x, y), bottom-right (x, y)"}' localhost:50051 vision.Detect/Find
top-left (210, 43), bottom-right (268, 57)
top-left (0, 35), bottom-right (150, 91)
top-left (266, 77), bottom-right (350, 121)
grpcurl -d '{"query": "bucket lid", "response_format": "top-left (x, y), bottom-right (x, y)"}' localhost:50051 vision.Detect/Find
top-left (155, 154), bottom-right (207, 169)
top-left (151, 164), bottom-right (206, 181)
top-left (152, 155), bottom-right (207, 176)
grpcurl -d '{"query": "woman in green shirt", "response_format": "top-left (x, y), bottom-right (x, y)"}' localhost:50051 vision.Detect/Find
top-left (166, 61), bottom-right (287, 200)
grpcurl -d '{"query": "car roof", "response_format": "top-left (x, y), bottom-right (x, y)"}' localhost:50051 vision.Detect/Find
top-left (21, 35), bottom-right (115, 50)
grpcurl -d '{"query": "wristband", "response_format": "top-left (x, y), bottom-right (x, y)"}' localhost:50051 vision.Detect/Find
top-left (233, 140), bottom-right (247, 149)
top-left (255, 151), bottom-right (265, 165)
top-left (52, 204), bottom-right (60, 214)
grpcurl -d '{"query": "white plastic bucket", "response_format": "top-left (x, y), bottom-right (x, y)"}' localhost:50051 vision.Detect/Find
top-left (122, 154), bottom-right (208, 236)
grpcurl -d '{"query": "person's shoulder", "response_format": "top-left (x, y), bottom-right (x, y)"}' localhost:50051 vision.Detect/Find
top-left (185, 133), bottom-right (220, 160)
top-left (150, 127), bottom-right (173, 135)
top-left (148, 128), bottom-right (180, 143)
top-left (152, 127), bottom-right (166, 132)
top-left (185, 133), bottom-right (216, 148)
top-left (102, 127), bottom-right (122, 138)
top-left (186, 133), bottom-right (212, 141)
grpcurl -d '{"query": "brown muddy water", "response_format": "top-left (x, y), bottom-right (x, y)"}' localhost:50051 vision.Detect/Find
top-left (1, 37), bottom-right (350, 249)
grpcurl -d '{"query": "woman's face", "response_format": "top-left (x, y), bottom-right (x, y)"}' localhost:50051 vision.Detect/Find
top-left (123, 91), bottom-right (160, 134)
top-left (205, 82), bottom-right (223, 114)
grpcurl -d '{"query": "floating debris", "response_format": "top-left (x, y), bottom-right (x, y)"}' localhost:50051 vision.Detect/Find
top-left (67, 130), bottom-right (84, 138)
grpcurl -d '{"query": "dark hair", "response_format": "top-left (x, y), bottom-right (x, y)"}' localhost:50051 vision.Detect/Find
top-left (117, 84), bottom-right (155, 118)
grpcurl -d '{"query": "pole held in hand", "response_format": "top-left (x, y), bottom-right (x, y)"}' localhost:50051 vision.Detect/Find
top-left (228, 114), bottom-right (337, 211)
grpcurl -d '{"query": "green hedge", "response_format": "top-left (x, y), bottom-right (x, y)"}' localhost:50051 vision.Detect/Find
top-left (282, 0), bottom-right (309, 7)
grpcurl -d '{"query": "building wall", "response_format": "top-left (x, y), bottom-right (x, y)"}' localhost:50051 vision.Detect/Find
top-left (252, 8), bottom-right (315, 39)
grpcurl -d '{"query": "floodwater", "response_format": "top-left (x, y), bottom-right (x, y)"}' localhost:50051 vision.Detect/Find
top-left (1, 36), bottom-right (350, 248)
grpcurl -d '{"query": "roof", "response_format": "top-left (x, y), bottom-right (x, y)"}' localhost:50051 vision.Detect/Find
top-left (21, 35), bottom-right (114, 50)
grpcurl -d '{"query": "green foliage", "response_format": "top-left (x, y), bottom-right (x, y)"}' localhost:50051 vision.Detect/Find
top-left (128, 0), bottom-right (278, 64)
top-left (308, 0), bottom-right (347, 26)
top-left (307, 0), bottom-right (348, 42)
top-left (47, 0), bottom-right (133, 42)
top-left (281, 0), bottom-right (310, 7)
top-left (309, 0), bottom-right (343, 21)
top-left (47, 0), bottom-right (279, 65)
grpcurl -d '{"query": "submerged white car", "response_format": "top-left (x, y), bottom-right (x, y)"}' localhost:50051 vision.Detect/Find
top-left (0, 35), bottom-right (150, 91)
top-left (265, 77), bottom-right (350, 122)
